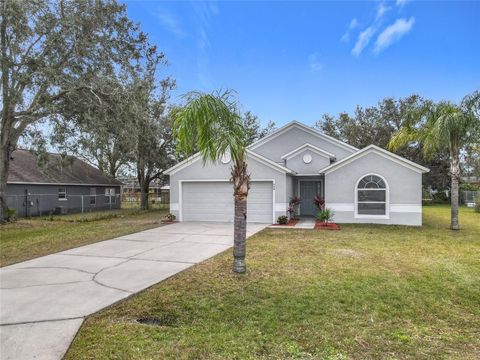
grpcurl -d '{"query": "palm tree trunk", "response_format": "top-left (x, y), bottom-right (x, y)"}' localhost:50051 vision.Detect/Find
top-left (231, 160), bottom-right (250, 273)
top-left (450, 150), bottom-right (460, 230)
top-left (233, 195), bottom-right (247, 273)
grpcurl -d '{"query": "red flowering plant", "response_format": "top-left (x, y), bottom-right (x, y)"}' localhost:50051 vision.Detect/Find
top-left (313, 195), bottom-right (325, 210)
top-left (287, 196), bottom-right (301, 219)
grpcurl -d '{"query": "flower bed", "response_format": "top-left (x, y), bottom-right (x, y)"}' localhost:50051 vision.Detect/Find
top-left (315, 220), bottom-right (340, 230)
top-left (271, 218), bottom-right (299, 227)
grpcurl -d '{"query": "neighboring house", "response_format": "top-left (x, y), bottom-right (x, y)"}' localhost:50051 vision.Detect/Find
top-left (165, 121), bottom-right (429, 225)
top-left (6, 150), bottom-right (122, 217)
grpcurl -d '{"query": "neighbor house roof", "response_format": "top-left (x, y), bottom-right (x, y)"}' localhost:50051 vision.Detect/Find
top-left (319, 145), bottom-right (430, 175)
top-left (7, 149), bottom-right (123, 186)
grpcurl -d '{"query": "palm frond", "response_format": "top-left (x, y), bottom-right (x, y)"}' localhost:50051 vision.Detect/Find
top-left (173, 90), bottom-right (246, 165)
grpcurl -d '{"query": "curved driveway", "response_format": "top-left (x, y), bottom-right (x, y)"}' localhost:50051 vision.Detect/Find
top-left (0, 222), bottom-right (267, 360)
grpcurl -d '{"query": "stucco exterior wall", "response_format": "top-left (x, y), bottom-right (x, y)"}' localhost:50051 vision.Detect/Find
top-left (324, 152), bottom-right (423, 225)
top-left (169, 154), bottom-right (288, 220)
top-left (251, 126), bottom-right (355, 163)
top-left (285, 150), bottom-right (331, 174)
top-left (5, 184), bottom-right (121, 217)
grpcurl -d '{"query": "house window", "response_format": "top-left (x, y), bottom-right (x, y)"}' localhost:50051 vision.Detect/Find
top-left (58, 187), bottom-right (67, 200)
top-left (105, 188), bottom-right (116, 204)
top-left (356, 175), bottom-right (388, 217)
top-left (90, 188), bottom-right (96, 205)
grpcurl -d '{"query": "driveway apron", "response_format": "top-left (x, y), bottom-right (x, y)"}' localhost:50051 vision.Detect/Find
top-left (0, 222), bottom-right (267, 360)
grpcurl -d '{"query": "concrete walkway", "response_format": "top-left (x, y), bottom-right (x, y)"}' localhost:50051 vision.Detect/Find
top-left (268, 217), bottom-right (316, 229)
top-left (0, 222), bottom-right (267, 360)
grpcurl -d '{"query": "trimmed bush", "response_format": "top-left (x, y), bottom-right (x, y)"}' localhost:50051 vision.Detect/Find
top-left (277, 215), bottom-right (288, 224)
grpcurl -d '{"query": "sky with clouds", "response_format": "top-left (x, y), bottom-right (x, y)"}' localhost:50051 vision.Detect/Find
top-left (123, 0), bottom-right (480, 127)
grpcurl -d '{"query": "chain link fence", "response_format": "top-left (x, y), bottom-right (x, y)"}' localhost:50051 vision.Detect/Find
top-left (461, 190), bottom-right (479, 206)
top-left (121, 192), bottom-right (169, 210)
top-left (6, 193), bottom-right (122, 218)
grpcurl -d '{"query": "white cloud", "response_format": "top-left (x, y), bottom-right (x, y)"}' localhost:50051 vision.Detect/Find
top-left (352, 27), bottom-right (375, 56)
top-left (341, 17), bottom-right (359, 43)
top-left (376, 2), bottom-right (390, 20)
top-left (374, 17), bottom-right (415, 53)
top-left (156, 10), bottom-right (186, 38)
top-left (396, 0), bottom-right (410, 8)
top-left (308, 53), bottom-right (323, 72)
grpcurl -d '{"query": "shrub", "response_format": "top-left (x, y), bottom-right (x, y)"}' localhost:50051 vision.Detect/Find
top-left (313, 194), bottom-right (324, 210)
top-left (165, 213), bottom-right (176, 221)
top-left (5, 207), bottom-right (16, 222)
top-left (475, 194), bottom-right (480, 213)
top-left (288, 196), bottom-right (301, 219)
top-left (277, 215), bottom-right (288, 224)
top-left (431, 191), bottom-right (450, 204)
top-left (317, 208), bottom-right (335, 224)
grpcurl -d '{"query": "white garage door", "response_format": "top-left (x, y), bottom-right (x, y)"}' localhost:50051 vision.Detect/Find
top-left (181, 181), bottom-right (273, 223)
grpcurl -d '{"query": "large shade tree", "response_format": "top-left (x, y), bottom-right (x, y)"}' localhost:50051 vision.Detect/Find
top-left (389, 92), bottom-right (480, 230)
top-left (173, 90), bottom-right (249, 273)
top-left (0, 0), bottom-right (147, 221)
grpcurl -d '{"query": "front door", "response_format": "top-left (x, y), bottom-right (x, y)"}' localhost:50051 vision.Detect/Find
top-left (299, 181), bottom-right (321, 216)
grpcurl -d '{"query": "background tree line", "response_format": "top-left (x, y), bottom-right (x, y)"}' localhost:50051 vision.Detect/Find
top-left (0, 0), bottom-right (275, 220)
top-left (316, 94), bottom-right (479, 191)
top-left (1, 0), bottom-right (478, 225)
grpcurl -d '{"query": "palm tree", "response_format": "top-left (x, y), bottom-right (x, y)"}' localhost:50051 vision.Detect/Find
top-left (173, 90), bottom-right (250, 273)
top-left (389, 93), bottom-right (479, 230)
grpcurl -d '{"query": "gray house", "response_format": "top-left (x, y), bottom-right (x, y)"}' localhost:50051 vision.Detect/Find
top-left (165, 121), bottom-right (429, 225)
top-left (6, 150), bottom-right (122, 217)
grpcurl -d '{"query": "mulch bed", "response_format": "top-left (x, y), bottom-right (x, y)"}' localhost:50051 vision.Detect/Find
top-left (271, 218), bottom-right (299, 227)
top-left (315, 221), bottom-right (341, 230)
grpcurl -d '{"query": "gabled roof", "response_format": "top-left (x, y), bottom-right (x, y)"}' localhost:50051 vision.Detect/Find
top-left (248, 121), bottom-right (358, 153)
top-left (319, 145), bottom-right (430, 175)
top-left (8, 149), bottom-right (123, 186)
top-left (164, 149), bottom-right (296, 175)
top-left (281, 143), bottom-right (336, 160)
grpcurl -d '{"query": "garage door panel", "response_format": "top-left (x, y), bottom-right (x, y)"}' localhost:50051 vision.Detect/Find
top-left (182, 181), bottom-right (272, 223)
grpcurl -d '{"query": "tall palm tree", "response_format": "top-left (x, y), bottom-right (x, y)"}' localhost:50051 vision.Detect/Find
top-left (173, 90), bottom-right (250, 273)
top-left (389, 94), bottom-right (479, 230)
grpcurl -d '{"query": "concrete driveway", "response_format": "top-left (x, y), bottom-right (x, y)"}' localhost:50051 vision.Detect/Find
top-left (0, 222), bottom-right (267, 360)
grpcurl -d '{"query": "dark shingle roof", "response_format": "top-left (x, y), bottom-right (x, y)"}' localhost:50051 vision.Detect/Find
top-left (8, 150), bottom-right (123, 186)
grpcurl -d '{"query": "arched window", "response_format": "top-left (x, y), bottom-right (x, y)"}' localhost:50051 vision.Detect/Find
top-left (356, 174), bottom-right (388, 217)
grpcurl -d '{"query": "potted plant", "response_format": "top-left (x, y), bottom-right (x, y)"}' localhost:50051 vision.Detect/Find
top-left (287, 196), bottom-right (301, 219)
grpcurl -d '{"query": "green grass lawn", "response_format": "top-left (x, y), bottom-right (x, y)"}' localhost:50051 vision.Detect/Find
top-left (66, 205), bottom-right (480, 360)
top-left (0, 208), bottom-right (168, 267)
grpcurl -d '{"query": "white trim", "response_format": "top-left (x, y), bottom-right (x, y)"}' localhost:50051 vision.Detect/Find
top-left (178, 179), bottom-right (276, 223)
top-left (321, 145), bottom-right (430, 175)
top-left (170, 203), bottom-right (179, 211)
top-left (390, 204), bottom-right (422, 213)
top-left (281, 143), bottom-right (336, 160)
top-left (165, 149), bottom-right (294, 176)
top-left (164, 153), bottom-right (202, 175)
top-left (294, 173), bottom-right (324, 176)
top-left (354, 173), bottom-right (390, 219)
top-left (327, 203), bottom-right (354, 212)
top-left (326, 203), bottom-right (422, 213)
top-left (8, 182), bottom-right (122, 187)
top-left (248, 121), bottom-right (358, 152)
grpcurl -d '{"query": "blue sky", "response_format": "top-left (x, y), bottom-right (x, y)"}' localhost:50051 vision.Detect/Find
top-left (123, 0), bottom-right (480, 127)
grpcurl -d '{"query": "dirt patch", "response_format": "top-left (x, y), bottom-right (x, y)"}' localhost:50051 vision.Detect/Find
top-left (136, 313), bottom-right (178, 327)
top-left (332, 248), bottom-right (365, 259)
